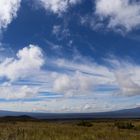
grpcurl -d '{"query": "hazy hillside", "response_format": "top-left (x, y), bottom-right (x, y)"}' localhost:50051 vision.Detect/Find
top-left (0, 107), bottom-right (140, 119)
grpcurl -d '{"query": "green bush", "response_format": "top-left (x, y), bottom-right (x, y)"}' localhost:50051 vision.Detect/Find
top-left (114, 121), bottom-right (134, 129)
top-left (77, 121), bottom-right (93, 127)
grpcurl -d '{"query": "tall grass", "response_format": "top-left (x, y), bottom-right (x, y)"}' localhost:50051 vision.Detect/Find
top-left (0, 120), bottom-right (139, 140)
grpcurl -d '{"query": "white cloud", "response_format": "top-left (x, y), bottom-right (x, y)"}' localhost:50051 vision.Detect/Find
top-left (0, 44), bottom-right (45, 100)
top-left (53, 71), bottom-right (93, 96)
top-left (49, 57), bottom-right (140, 97)
top-left (1, 46), bottom-right (140, 101)
top-left (69, 0), bottom-right (81, 5)
top-left (0, 96), bottom-right (136, 113)
top-left (0, 0), bottom-right (21, 30)
top-left (1, 44), bottom-right (140, 111)
top-left (51, 58), bottom-right (114, 85)
top-left (115, 70), bottom-right (140, 96)
top-left (37, 0), bottom-right (81, 14)
top-left (108, 58), bottom-right (140, 96)
top-left (0, 84), bottom-right (40, 99)
top-left (0, 49), bottom-right (140, 111)
top-left (0, 44), bottom-right (44, 81)
top-left (95, 0), bottom-right (140, 31)
top-left (52, 25), bottom-right (71, 41)
top-left (52, 25), bottom-right (61, 35)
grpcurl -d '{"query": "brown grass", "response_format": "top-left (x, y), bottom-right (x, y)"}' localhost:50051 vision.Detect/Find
top-left (0, 119), bottom-right (140, 140)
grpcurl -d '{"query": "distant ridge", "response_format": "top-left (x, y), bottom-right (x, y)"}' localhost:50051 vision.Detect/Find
top-left (0, 107), bottom-right (140, 120)
top-left (1, 115), bottom-right (36, 121)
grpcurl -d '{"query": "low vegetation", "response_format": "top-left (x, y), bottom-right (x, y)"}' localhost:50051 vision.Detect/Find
top-left (77, 120), bottom-right (93, 127)
top-left (0, 118), bottom-right (139, 140)
top-left (114, 121), bottom-right (135, 129)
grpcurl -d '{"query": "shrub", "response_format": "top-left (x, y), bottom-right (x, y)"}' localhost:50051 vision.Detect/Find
top-left (77, 121), bottom-right (93, 127)
top-left (114, 121), bottom-right (134, 129)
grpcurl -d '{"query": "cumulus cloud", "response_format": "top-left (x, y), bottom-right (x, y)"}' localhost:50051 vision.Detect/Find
top-left (1, 45), bottom-right (140, 110)
top-left (0, 84), bottom-right (40, 99)
top-left (0, 44), bottom-right (44, 81)
top-left (108, 59), bottom-right (140, 96)
top-left (0, 0), bottom-right (21, 30)
top-left (115, 70), bottom-right (140, 96)
top-left (37, 0), bottom-right (82, 14)
top-left (0, 44), bottom-right (45, 100)
top-left (53, 71), bottom-right (93, 96)
top-left (1, 47), bottom-right (140, 101)
top-left (1, 51), bottom-right (140, 111)
top-left (95, 0), bottom-right (140, 31)
top-left (49, 57), bottom-right (140, 97)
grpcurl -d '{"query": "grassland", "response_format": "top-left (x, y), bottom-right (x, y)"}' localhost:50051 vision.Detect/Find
top-left (0, 118), bottom-right (140, 140)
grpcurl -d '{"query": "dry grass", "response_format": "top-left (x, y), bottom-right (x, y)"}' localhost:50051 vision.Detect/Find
top-left (0, 119), bottom-right (140, 140)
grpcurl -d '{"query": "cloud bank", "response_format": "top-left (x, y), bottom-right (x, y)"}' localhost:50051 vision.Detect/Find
top-left (0, 45), bottom-right (140, 111)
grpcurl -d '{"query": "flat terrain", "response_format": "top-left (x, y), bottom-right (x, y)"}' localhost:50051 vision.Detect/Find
top-left (0, 118), bottom-right (140, 140)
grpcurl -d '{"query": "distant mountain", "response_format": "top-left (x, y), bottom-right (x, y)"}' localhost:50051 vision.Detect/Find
top-left (0, 107), bottom-right (140, 120)
top-left (1, 115), bottom-right (36, 121)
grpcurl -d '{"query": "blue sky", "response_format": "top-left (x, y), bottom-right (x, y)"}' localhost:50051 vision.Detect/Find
top-left (0, 0), bottom-right (140, 113)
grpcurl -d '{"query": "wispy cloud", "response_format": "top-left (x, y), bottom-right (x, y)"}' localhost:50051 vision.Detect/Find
top-left (36, 0), bottom-right (82, 15)
top-left (0, 44), bottom-right (140, 111)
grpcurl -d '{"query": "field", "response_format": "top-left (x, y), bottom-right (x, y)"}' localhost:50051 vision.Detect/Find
top-left (0, 118), bottom-right (140, 140)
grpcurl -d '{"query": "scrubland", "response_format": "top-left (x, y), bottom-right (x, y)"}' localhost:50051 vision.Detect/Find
top-left (0, 119), bottom-right (140, 140)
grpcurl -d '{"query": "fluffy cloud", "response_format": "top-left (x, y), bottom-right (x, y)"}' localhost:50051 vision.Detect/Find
top-left (95, 0), bottom-right (140, 31)
top-left (107, 58), bottom-right (140, 96)
top-left (115, 70), bottom-right (140, 96)
top-left (50, 57), bottom-right (140, 97)
top-left (0, 0), bottom-right (21, 30)
top-left (53, 71), bottom-right (93, 96)
top-left (1, 44), bottom-right (140, 110)
top-left (0, 84), bottom-right (40, 99)
top-left (1, 46), bottom-right (140, 100)
top-left (45, 58), bottom-right (116, 97)
top-left (0, 44), bottom-right (44, 81)
top-left (37, 0), bottom-right (81, 14)
top-left (0, 50), bottom-right (140, 111)
top-left (0, 44), bottom-right (45, 100)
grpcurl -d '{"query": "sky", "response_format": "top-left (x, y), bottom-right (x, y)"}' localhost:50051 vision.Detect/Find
top-left (0, 0), bottom-right (140, 113)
